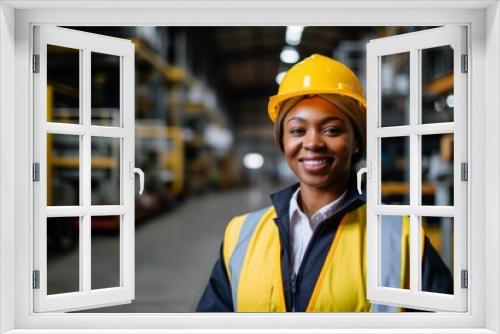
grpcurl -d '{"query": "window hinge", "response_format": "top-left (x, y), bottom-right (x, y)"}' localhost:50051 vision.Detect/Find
top-left (461, 54), bottom-right (468, 73)
top-left (32, 55), bottom-right (40, 73)
top-left (461, 270), bottom-right (468, 289)
top-left (32, 270), bottom-right (40, 289)
top-left (33, 163), bottom-right (40, 182)
top-left (461, 162), bottom-right (468, 181)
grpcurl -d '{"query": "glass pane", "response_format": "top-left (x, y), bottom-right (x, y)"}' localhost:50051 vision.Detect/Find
top-left (421, 216), bottom-right (454, 294)
top-left (91, 52), bottom-right (120, 126)
top-left (91, 216), bottom-right (121, 289)
top-left (47, 217), bottom-right (79, 294)
top-left (381, 136), bottom-right (410, 205)
top-left (421, 134), bottom-right (454, 206)
top-left (91, 137), bottom-right (121, 205)
top-left (47, 45), bottom-right (80, 124)
top-left (421, 46), bottom-right (454, 124)
top-left (381, 52), bottom-right (410, 127)
top-left (380, 215), bottom-right (409, 289)
top-left (47, 134), bottom-right (80, 206)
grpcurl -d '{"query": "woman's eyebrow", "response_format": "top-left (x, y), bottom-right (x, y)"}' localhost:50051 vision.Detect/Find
top-left (286, 116), bottom-right (345, 124)
top-left (286, 116), bottom-right (306, 124)
top-left (322, 116), bottom-right (345, 123)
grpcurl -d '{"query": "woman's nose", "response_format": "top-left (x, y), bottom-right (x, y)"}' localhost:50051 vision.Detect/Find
top-left (304, 131), bottom-right (326, 151)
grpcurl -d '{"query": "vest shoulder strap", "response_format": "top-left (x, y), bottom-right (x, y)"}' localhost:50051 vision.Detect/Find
top-left (222, 206), bottom-right (277, 308)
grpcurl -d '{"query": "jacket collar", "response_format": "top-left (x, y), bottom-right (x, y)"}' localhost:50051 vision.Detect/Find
top-left (270, 172), bottom-right (366, 222)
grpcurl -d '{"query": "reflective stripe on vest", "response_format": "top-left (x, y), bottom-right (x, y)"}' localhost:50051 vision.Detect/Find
top-left (227, 207), bottom-right (269, 309)
top-left (223, 206), bottom-right (285, 312)
top-left (223, 205), bottom-right (415, 312)
top-left (371, 215), bottom-right (410, 312)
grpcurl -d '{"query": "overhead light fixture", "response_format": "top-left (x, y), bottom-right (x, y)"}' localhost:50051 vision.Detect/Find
top-left (280, 46), bottom-right (299, 64)
top-left (275, 71), bottom-right (287, 84)
top-left (243, 153), bottom-right (264, 170)
top-left (286, 26), bottom-right (304, 46)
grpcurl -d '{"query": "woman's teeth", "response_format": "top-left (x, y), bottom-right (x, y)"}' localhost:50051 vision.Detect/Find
top-left (303, 159), bottom-right (329, 166)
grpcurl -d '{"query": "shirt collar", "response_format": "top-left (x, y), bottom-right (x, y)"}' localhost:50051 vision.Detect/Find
top-left (288, 187), bottom-right (348, 230)
top-left (270, 170), bottom-right (365, 218)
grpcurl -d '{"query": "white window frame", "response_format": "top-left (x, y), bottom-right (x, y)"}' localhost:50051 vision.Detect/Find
top-left (33, 26), bottom-right (136, 312)
top-left (0, 1), bottom-right (498, 333)
top-left (366, 26), bottom-right (468, 312)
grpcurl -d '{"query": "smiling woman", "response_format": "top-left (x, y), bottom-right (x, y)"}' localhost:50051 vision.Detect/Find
top-left (196, 54), bottom-right (453, 312)
top-left (281, 96), bottom-right (358, 209)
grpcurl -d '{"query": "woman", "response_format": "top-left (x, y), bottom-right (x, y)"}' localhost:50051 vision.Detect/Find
top-left (196, 54), bottom-right (452, 312)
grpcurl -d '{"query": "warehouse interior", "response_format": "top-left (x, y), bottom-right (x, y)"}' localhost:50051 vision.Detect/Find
top-left (43, 26), bottom-right (455, 312)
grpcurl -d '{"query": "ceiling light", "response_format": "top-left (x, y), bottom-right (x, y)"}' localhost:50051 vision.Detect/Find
top-left (446, 94), bottom-right (455, 108)
top-left (275, 71), bottom-right (287, 84)
top-left (280, 46), bottom-right (299, 64)
top-left (286, 26), bottom-right (304, 46)
top-left (243, 153), bottom-right (264, 170)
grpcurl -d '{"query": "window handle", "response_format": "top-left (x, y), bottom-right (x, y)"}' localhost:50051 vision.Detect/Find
top-left (356, 163), bottom-right (371, 195)
top-left (130, 162), bottom-right (145, 195)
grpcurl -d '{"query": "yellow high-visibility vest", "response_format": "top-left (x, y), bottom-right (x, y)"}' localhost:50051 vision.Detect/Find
top-left (222, 204), bottom-right (414, 312)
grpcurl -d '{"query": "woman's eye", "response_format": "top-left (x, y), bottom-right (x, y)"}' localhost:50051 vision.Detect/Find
top-left (289, 128), bottom-right (305, 135)
top-left (323, 127), bottom-right (341, 136)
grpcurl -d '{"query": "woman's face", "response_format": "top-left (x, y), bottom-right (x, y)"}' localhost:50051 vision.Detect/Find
top-left (282, 96), bottom-right (358, 191)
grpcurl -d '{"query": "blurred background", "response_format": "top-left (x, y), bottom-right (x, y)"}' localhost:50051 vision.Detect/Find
top-left (45, 26), bottom-right (455, 312)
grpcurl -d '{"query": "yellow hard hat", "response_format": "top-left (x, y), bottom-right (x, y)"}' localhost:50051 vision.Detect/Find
top-left (268, 54), bottom-right (366, 122)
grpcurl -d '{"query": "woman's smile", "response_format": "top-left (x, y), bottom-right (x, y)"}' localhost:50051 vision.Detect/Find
top-left (298, 156), bottom-right (335, 173)
top-left (282, 96), bottom-right (358, 193)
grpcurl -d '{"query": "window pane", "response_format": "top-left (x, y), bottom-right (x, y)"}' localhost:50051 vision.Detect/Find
top-left (91, 52), bottom-right (120, 126)
top-left (381, 136), bottom-right (410, 205)
top-left (421, 134), bottom-right (454, 206)
top-left (47, 134), bottom-right (80, 206)
top-left (47, 217), bottom-right (79, 294)
top-left (421, 46), bottom-right (454, 124)
top-left (91, 137), bottom-right (121, 205)
top-left (421, 216), bottom-right (454, 294)
top-left (47, 45), bottom-right (80, 124)
top-left (380, 215), bottom-right (409, 290)
top-left (91, 216), bottom-right (120, 289)
top-left (381, 52), bottom-right (410, 127)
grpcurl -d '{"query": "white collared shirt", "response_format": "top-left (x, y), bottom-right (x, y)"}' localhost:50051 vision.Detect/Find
top-left (289, 188), bottom-right (347, 275)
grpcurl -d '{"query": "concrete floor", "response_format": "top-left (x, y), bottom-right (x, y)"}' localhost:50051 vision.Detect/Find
top-left (48, 181), bottom-right (286, 312)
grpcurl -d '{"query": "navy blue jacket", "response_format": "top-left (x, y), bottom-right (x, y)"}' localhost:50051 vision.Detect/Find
top-left (196, 179), bottom-right (453, 312)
